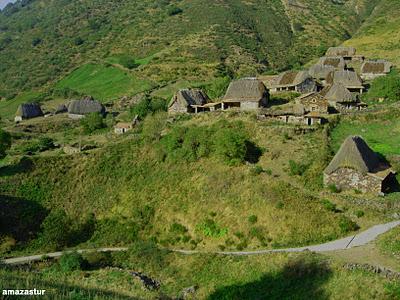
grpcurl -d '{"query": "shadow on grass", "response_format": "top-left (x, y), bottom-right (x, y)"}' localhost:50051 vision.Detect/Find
top-left (0, 195), bottom-right (47, 243)
top-left (207, 256), bottom-right (332, 300)
top-left (0, 157), bottom-right (33, 177)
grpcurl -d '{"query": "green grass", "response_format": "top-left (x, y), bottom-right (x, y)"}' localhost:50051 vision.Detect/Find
top-left (0, 91), bottom-right (43, 120)
top-left (377, 226), bottom-right (400, 262)
top-left (0, 252), bottom-right (397, 299)
top-left (330, 110), bottom-right (400, 156)
top-left (56, 64), bottom-right (153, 102)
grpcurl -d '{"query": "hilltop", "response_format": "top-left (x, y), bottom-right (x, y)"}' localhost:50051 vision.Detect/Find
top-left (0, 0), bottom-right (378, 101)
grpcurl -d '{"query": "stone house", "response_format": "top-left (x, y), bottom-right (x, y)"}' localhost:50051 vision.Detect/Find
top-left (295, 92), bottom-right (329, 114)
top-left (324, 136), bottom-right (396, 194)
top-left (114, 122), bottom-right (133, 134)
top-left (168, 89), bottom-right (210, 114)
top-left (326, 46), bottom-right (356, 61)
top-left (269, 71), bottom-right (317, 94)
top-left (326, 70), bottom-right (364, 93)
top-left (15, 103), bottom-right (43, 122)
top-left (222, 78), bottom-right (269, 111)
top-left (309, 64), bottom-right (335, 81)
top-left (318, 56), bottom-right (346, 70)
top-left (360, 60), bottom-right (392, 80)
top-left (321, 83), bottom-right (361, 110)
top-left (67, 99), bottom-right (106, 119)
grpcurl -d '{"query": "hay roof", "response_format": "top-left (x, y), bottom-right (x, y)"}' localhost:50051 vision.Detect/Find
top-left (16, 103), bottom-right (43, 118)
top-left (324, 136), bottom-right (387, 175)
top-left (326, 46), bottom-right (356, 57)
top-left (361, 60), bottom-right (392, 74)
top-left (55, 104), bottom-right (68, 114)
top-left (309, 64), bottom-right (335, 79)
top-left (274, 71), bottom-right (311, 87)
top-left (327, 70), bottom-right (363, 87)
top-left (169, 89), bottom-right (210, 108)
top-left (322, 83), bottom-right (356, 103)
top-left (67, 99), bottom-right (105, 115)
top-left (318, 56), bottom-right (346, 69)
top-left (223, 78), bottom-right (268, 102)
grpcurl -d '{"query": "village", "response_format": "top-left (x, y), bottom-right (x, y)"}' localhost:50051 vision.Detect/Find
top-left (9, 46), bottom-right (397, 195)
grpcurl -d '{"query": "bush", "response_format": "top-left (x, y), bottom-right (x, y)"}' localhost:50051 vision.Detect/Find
top-left (196, 219), bottom-right (228, 238)
top-left (0, 129), bottom-right (11, 159)
top-left (80, 113), bottom-right (105, 134)
top-left (328, 184), bottom-right (341, 193)
top-left (288, 160), bottom-right (308, 176)
top-left (321, 199), bottom-right (337, 212)
top-left (169, 223), bottom-right (188, 234)
top-left (363, 69), bottom-right (400, 103)
top-left (119, 56), bottom-right (139, 70)
top-left (248, 215), bottom-right (258, 224)
top-left (59, 251), bottom-right (84, 272)
top-left (354, 210), bottom-right (365, 218)
top-left (130, 95), bottom-right (167, 120)
top-left (38, 209), bottom-right (72, 250)
top-left (82, 251), bottom-right (112, 269)
top-left (339, 216), bottom-right (359, 234)
top-left (167, 6), bottom-right (183, 16)
top-left (214, 129), bottom-right (248, 166)
top-left (23, 137), bottom-right (55, 154)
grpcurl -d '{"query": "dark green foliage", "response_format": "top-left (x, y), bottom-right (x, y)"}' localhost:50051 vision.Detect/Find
top-left (23, 137), bottom-right (55, 154)
top-left (288, 160), bottom-right (309, 176)
top-left (80, 113), bottom-right (105, 134)
top-left (321, 199), bottom-right (337, 212)
top-left (197, 219), bottom-right (228, 238)
top-left (130, 95), bottom-right (167, 120)
top-left (214, 129), bottom-right (248, 166)
top-left (275, 201), bottom-right (284, 209)
top-left (59, 251), bottom-right (85, 272)
top-left (119, 55), bottom-right (139, 70)
top-left (82, 251), bottom-right (112, 269)
top-left (37, 209), bottom-right (72, 250)
top-left (363, 69), bottom-right (400, 103)
top-left (169, 223), bottom-right (188, 234)
top-left (167, 6), bottom-right (183, 16)
top-left (354, 210), bottom-right (365, 218)
top-left (73, 37), bottom-right (84, 46)
top-left (0, 129), bottom-right (11, 159)
top-left (328, 184), bottom-right (341, 193)
top-left (338, 216), bottom-right (359, 234)
top-left (248, 215), bottom-right (258, 224)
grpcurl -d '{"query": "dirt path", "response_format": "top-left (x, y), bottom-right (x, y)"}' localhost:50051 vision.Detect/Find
top-left (2, 221), bottom-right (399, 265)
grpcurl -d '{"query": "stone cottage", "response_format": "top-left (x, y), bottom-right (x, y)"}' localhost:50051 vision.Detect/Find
top-left (318, 56), bottom-right (346, 70)
top-left (321, 83), bottom-right (360, 110)
top-left (15, 103), bottom-right (44, 122)
top-left (309, 64), bottom-right (335, 81)
top-left (324, 136), bottom-right (396, 194)
top-left (326, 46), bottom-right (356, 60)
top-left (295, 92), bottom-right (329, 114)
top-left (222, 78), bottom-right (269, 111)
top-left (326, 70), bottom-right (364, 93)
top-left (269, 71), bottom-right (317, 94)
top-left (168, 89), bottom-right (210, 114)
top-left (360, 60), bottom-right (392, 80)
top-left (67, 99), bottom-right (106, 119)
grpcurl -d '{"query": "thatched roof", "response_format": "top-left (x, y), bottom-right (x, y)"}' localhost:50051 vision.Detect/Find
top-left (16, 103), bottom-right (43, 118)
top-left (324, 136), bottom-right (387, 175)
top-left (67, 99), bottom-right (105, 115)
top-left (169, 89), bottom-right (209, 108)
top-left (326, 46), bottom-right (356, 57)
top-left (361, 60), bottom-right (392, 74)
top-left (55, 104), bottom-right (68, 114)
top-left (322, 83), bottom-right (356, 103)
top-left (309, 64), bottom-right (335, 79)
top-left (326, 70), bottom-right (363, 88)
top-left (318, 56), bottom-right (346, 69)
top-left (274, 71), bottom-right (311, 87)
top-left (223, 78), bottom-right (268, 102)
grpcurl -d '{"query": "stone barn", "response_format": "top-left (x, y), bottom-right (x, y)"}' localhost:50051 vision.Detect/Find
top-left (321, 83), bottom-right (360, 110)
top-left (270, 71), bottom-right (317, 94)
top-left (326, 47), bottom-right (356, 60)
top-left (360, 60), bottom-right (392, 80)
top-left (295, 92), bottom-right (329, 114)
top-left (222, 78), bottom-right (269, 111)
top-left (324, 136), bottom-right (396, 194)
top-left (168, 89), bottom-right (210, 114)
top-left (318, 56), bottom-right (346, 70)
top-left (326, 70), bottom-right (364, 93)
top-left (15, 103), bottom-right (44, 122)
top-left (67, 99), bottom-right (106, 119)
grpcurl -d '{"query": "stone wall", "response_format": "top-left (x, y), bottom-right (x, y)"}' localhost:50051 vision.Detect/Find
top-left (168, 101), bottom-right (189, 114)
top-left (240, 101), bottom-right (259, 111)
top-left (324, 168), bottom-right (382, 194)
top-left (296, 78), bottom-right (317, 94)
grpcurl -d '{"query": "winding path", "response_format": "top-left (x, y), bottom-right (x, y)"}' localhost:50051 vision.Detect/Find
top-left (2, 221), bottom-right (399, 265)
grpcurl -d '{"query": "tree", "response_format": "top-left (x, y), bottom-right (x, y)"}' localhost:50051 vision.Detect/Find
top-left (80, 113), bottom-right (105, 134)
top-left (0, 129), bottom-right (11, 159)
top-left (39, 209), bottom-right (72, 250)
top-left (214, 129), bottom-right (248, 165)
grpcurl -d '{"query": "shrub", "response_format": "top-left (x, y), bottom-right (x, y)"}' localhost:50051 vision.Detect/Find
top-left (214, 129), bottom-right (248, 166)
top-left (363, 69), bottom-right (400, 103)
top-left (38, 209), bottom-right (72, 250)
top-left (248, 215), bottom-right (258, 224)
top-left (0, 129), bottom-right (11, 159)
top-left (23, 137), bottom-right (55, 154)
top-left (59, 251), bottom-right (84, 272)
top-left (288, 160), bottom-right (308, 176)
top-left (354, 210), bottom-right (365, 218)
top-left (167, 6), bottom-right (183, 16)
top-left (169, 223), bottom-right (188, 234)
top-left (339, 216), bottom-right (359, 234)
top-left (119, 56), bottom-right (139, 70)
top-left (275, 201), bottom-right (284, 209)
top-left (80, 113), bottom-right (105, 134)
top-left (82, 251), bottom-right (112, 269)
top-left (124, 240), bottom-right (168, 271)
top-left (197, 219), bottom-right (228, 238)
top-left (328, 184), bottom-right (341, 193)
top-left (321, 199), bottom-right (337, 212)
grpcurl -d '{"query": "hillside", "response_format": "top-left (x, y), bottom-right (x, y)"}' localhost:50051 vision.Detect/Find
top-left (344, 0), bottom-right (400, 66)
top-left (0, 0), bottom-right (378, 101)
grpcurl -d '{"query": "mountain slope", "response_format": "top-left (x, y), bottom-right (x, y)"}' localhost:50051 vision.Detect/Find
top-left (0, 0), bottom-right (378, 100)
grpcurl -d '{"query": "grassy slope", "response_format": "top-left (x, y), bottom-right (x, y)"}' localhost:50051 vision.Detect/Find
top-left (0, 0), bottom-right (377, 99)
top-left (1, 113), bottom-right (385, 255)
top-left (344, 0), bottom-right (400, 66)
top-left (1, 252), bottom-right (399, 299)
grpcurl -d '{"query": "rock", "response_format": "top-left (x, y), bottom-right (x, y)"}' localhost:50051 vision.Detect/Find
top-left (179, 286), bottom-right (198, 299)
top-left (131, 272), bottom-right (160, 291)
